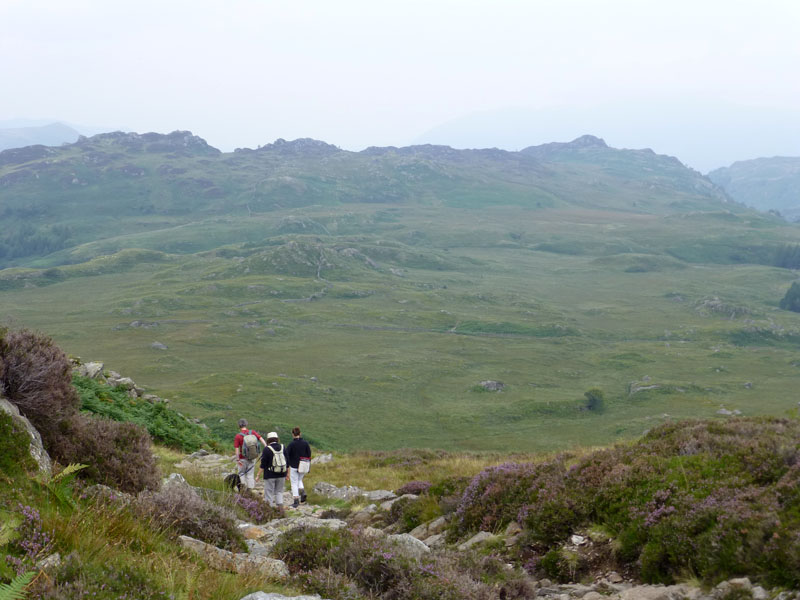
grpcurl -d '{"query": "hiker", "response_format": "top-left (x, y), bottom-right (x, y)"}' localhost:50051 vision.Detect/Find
top-left (260, 431), bottom-right (289, 508)
top-left (233, 419), bottom-right (267, 491)
top-left (286, 426), bottom-right (312, 508)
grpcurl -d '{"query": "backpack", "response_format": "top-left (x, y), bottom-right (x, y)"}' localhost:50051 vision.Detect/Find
top-left (269, 444), bottom-right (287, 473)
top-left (242, 431), bottom-right (260, 460)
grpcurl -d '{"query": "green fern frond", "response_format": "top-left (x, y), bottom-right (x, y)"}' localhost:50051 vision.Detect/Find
top-left (51, 463), bottom-right (88, 483)
top-left (0, 512), bottom-right (22, 546)
top-left (0, 571), bottom-right (34, 600)
top-left (43, 464), bottom-right (88, 508)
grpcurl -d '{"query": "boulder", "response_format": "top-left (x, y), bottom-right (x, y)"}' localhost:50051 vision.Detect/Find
top-left (0, 397), bottom-right (52, 476)
top-left (83, 361), bottom-right (105, 379)
top-left (380, 493), bottom-right (418, 510)
top-left (362, 489), bottom-right (396, 502)
top-left (386, 533), bottom-right (431, 561)
top-left (409, 516), bottom-right (447, 540)
top-left (457, 530), bottom-right (498, 551)
top-left (313, 481), bottom-right (364, 501)
top-left (179, 535), bottom-right (289, 580)
top-left (479, 380), bottom-right (505, 391)
top-left (240, 593), bottom-right (329, 600)
top-left (422, 533), bottom-right (445, 548)
top-left (311, 453), bottom-right (333, 465)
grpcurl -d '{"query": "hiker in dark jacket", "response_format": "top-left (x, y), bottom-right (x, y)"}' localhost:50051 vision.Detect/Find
top-left (260, 432), bottom-right (289, 508)
top-left (286, 426), bottom-right (311, 508)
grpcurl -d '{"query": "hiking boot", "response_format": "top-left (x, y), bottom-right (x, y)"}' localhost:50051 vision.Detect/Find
top-left (300, 491), bottom-right (307, 504)
top-left (292, 498), bottom-right (300, 508)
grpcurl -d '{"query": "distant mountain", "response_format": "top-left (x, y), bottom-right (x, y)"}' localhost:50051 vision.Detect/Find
top-left (0, 130), bottom-right (742, 266)
top-left (708, 157), bottom-right (800, 221)
top-left (414, 102), bottom-right (800, 173)
top-left (0, 122), bottom-right (82, 151)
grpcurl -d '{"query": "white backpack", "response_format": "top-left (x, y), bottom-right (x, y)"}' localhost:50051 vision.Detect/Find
top-left (270, 444), bottom-right (287, 473)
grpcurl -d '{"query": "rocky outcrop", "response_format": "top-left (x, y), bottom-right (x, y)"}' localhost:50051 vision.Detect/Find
top-left (240, 593), bottom-right (330, 600)
top-left (313, 481), bottom-right (396, 503)
top-left (179, 535), bottom-right (289, 580)
top-left (0, 396), bottom-right (52, 475)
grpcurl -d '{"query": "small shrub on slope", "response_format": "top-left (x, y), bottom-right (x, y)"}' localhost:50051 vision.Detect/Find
top-left (454, 417), bottom-right (800, 586)
top-left (274, 526), bottom-right (533, 600)
top-left (52, 414), bottom-right (159, 494)
top-left (0, 328), bottom-right (79, 450)
top-left (134, 483), bottom-right (245, 552)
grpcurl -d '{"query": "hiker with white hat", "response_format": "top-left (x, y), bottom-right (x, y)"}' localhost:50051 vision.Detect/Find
top-left (260, 431), bottom-right (289, 508)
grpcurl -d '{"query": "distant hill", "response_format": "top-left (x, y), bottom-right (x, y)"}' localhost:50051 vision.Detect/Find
top-left (708, 157), bottom-right (800, 221)
top-left (0, 130), bottom-right (736, 267)
top-left (0, 121), bottom-right (81, 151)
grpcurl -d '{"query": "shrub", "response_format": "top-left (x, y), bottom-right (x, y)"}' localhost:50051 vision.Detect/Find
top-left (0, 328), bottom-right (80, 450)
top-left (232, 492), bottom-right (281, 524)
top-left (50, 414), bottom-right (159, 494)
top-left (387, 495), bottom-right (441, 532)
top-left (0, 411), bottom-right (35, 476)
top-left (29, 552), bottom-right (173, 599)
top-left (583, 387), bottom-right (605, 412)
top-left (454, 417), bottom-right (800, 586)
top-left (395, 480), bottom-right (432, 496)
top-left (275, 526), bottom-right (526, 600)
top-left (779, 281), bottom-right (800, 312)
top-left (1, 504), bottom-right (54, 578)
top-left (134, 483), bottom-right (245, 552)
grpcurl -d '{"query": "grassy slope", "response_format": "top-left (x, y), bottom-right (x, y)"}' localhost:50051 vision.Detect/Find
top-left (3, 201), bottom-right (800, 453)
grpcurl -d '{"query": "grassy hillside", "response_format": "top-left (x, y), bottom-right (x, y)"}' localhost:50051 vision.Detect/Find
top-left (2, 133), bottom-right (800, 452)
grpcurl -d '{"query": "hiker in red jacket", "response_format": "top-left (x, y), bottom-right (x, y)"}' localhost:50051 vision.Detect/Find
top-left (233, 419), bottom-right (267, 491)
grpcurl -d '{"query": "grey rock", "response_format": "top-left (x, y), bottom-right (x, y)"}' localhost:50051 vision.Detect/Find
top-left (0, 397), bottom-right (52, 475)
top-left (752, 587), bottom-right (768, 600)
top-left (457, 530), bottom-right (498, 551)
top-left (717, 407), bottom-right (734, 416)
top-left (423, 532), bottom-right (445, 548)
top-left (380, 493), bottom-right (418, 510)
top-left (179, 535), bottom-right (289, 580)
top-left (310, 453), bottom-right (333, 465)
top-left (480, 380), bottom-right (505, 391)
top-left (409, 516), bottom-right (447, 540)
top-left (363, 489), bottom-right (396, 502)
top-left (163, 472), bottom-right (188, 486)
top-left (150, 341), bottom-right (168, 350)
top-left (313, 481), bottom-right (364, 500)
top-left (35, 552), bottom-right (61, 571)
top-left (240, 593), bottom-right (329, 600)
top-left (387, 533), bottom-right (431, 561)
top-left (84, 361), bottom-right (105, 379)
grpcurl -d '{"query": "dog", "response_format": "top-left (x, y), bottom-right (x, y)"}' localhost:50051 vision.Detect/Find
top-left (223, 473), bottom-right (242, 492)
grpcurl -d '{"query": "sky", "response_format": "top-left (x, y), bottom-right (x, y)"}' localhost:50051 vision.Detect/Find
top-left (2, 0), bottom-right (799, 171)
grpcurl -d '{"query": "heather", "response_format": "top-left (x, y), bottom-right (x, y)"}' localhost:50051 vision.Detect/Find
top-left (0, 327), bottom-right (160, 493)
top-left (133, 483), bottom-right (246, 552)
top-left (274, 526), bottom-right (534, 600)
top-left (453, 417), bottom-right (800, 586)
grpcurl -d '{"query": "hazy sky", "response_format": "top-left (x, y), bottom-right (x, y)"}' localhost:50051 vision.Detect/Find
top-left (2, 0), bottom-right (799, 169)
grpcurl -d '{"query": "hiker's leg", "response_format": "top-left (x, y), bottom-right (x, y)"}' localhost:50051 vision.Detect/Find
top-left (264, 478), bottom-right (275, 506)
top-left (275, 477), bottom-right (285, 506)
top-left (289, 467), bottom-right (300, 498)
top-left (297, 471), bottom-right (306, 501)
top-left (241, 459), bottom-right (256, 489)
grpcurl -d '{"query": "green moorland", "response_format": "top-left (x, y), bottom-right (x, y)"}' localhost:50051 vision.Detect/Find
top-left (2, 132), bottom-right (800, 452)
